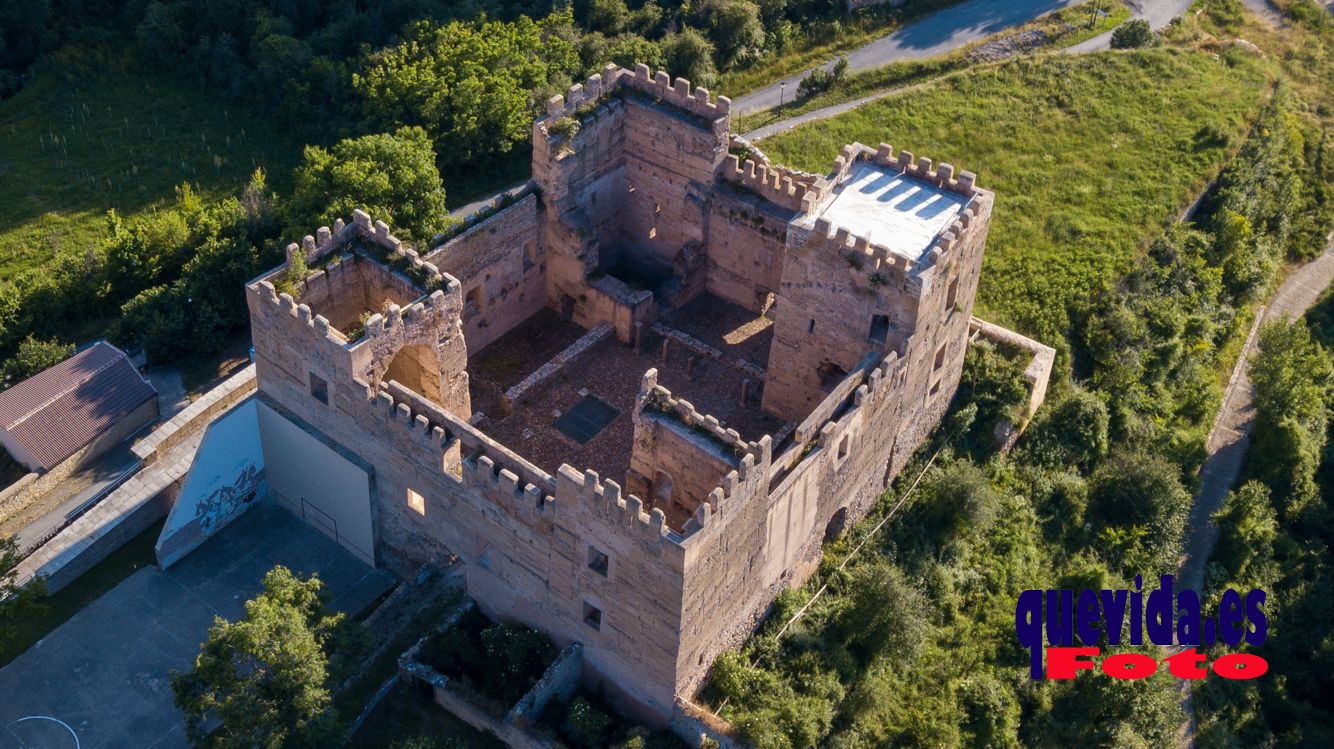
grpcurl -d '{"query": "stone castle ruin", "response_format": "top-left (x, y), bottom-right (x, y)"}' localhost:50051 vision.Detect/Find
top-left (245, 63), bottom-right (1008, 727)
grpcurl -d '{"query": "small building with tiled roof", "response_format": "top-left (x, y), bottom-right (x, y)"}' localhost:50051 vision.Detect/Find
top-left (0, 342), bottom-right (159, 472)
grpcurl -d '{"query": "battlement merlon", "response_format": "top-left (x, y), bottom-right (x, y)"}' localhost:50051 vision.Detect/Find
top-left (537, 63), bottom-right (732, 133)
top-left (270, 208), bottom-right (446, 295)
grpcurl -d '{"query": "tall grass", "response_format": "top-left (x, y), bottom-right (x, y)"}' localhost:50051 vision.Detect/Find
top-left (759, 49), bottom-right (1273, 344)
top-left (0, 49), bottom-right (302, 277)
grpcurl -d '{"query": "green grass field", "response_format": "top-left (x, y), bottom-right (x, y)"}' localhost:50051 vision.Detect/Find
top-left (759, 48), bottom-right (1273, 342)
top-left (0, 48), bottom-right (302, 278)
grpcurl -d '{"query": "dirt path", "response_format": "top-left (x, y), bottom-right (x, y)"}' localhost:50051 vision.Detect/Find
top-left (1178, 240), bottom-right (1334, 594)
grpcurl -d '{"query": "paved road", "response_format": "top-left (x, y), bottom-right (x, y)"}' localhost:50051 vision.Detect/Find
top-left (1178, 239), bottom-right (1334, 595)
top-left (731, 0), bottom-right (1086, 114)
top-left (448, 180), bottom-right (530, 221)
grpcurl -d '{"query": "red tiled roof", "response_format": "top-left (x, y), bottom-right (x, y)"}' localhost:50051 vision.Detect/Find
top-left (0, 342), bottom-right (157, 470)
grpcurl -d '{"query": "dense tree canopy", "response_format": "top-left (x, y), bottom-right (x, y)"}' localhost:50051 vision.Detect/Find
top-left (172, 566), bottom-right (367, 748)
top-left (287, 127), bottom-right (450, 243)
top-left (353, 13), bottom-right (581, 166)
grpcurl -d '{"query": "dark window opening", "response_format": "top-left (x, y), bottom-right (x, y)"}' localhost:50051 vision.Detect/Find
top-left (837, 434), bottom-right (850, 460)
top-left (465, 287), bottom-right (484, 316)
top-left (588, 546), bottom-right (609, 577)
top-left (309, 373), bottom-right (329, 404)
top-left (583, 602), bottom-right (602, 630)
top-left (946, 277), bottom-right (960, 311)
top-left (555, 395), bottom-right (620, 444)
top-left (933, 344), bottom-right (947, 371)
top-left (930, 378), bottom-right (941, 396)
top-left (817, 361), bottom-right (848, 392)
top-left (807, 319), bottom-right (816, 334)
top-left (869, 314), bottom-right (890, 345)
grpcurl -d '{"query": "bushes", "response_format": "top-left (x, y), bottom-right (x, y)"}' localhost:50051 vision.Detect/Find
top-left (418, 608), bottom-right (556, 708)
top-left (1087, 451), bottom-right (1191, 575)
top-left (286, 127), bottom-right (449, 243)
top-left (1110, 19), bottom-right (1155, 49)
top-left (796, 56), bottom-right (847, 98)
top-left (0, 335), bottom-right (73, 389)
top-left (1246, 321), bottom-right (1332, 518)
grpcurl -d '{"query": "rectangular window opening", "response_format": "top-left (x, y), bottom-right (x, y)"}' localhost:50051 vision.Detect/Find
top-left (837, 435), bottom-right (850, 460)
top-left (309, 372), bottom-right (329, 405)
top-left (946, 277), bottom-right (960, 310)
top-left (583, 602), bottom-right (602, 631)
top-left (933, 344), bottom-right (947, 371)
top-left (588, 546), bottom-right (609, 577)
top-left (807, 319), bottom-right (816, 334)
top-left (868, 314), bottom-right (890, 345)
top-left (407, 488), bottom-right (426, 516)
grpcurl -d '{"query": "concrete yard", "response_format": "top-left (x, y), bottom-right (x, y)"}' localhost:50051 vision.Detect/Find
top-left (0, 502), bottom-right (394, 749)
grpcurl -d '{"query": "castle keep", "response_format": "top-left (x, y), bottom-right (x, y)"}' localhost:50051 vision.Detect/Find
top-left (245, 63), bottom-right (994, 723)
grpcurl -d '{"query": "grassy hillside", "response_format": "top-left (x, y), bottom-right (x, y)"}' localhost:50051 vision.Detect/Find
top-left (0, 48), bottom-right (302, 277)
top-left (759, 48), bottom-right (1274, 344)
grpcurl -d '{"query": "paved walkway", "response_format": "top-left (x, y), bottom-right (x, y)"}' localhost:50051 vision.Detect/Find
top-left (731, 0), bottom-right (1087, 114)
top-left (11, 447), bottom-right (141, 554)
top-left (1178, 241), bottom-right (1334, 595)
top-left (0, 502), bottom-right (394, 749)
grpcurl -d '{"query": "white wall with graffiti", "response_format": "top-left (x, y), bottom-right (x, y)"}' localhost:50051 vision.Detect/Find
top-left (155, 398), bottom-right (266, 567)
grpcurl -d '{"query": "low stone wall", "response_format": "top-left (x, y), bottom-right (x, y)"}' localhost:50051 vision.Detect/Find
top-left (12, 367), bottom-right (259, 593)
top-left (397, 599), bottom-right (585, 749)
top-left (0, 397), bottom-right (157, 527)
top-left (133, 366), bottom-right (257, 464)
top-left (968, 316), bottom-right (1056, 450)
top-left (505, 322), bottom-right (614, 404)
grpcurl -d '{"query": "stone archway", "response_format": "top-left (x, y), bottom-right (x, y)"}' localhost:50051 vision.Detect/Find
top-left (383, 343), bottom-right (444, 405)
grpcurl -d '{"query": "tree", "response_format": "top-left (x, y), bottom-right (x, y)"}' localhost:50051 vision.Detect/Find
top-left (0, 535), bottom-right (46, 653)
top-left (287, 127), bottom-right (449, 243)
top-left (353, 12), bottom-right (581, 167)
top-left (1023, 386), bottom-right (1110, 470)
top-left (836, 561), bottom-right (930, 663)
top-left (171, 566), bottom-right (365, 748)
top-left (661, 28), bottom-right (718, 88)
top-left (1210, 481), bottom-right (1277, 590)
top-left (0, 335), bottom-right (73, 388)
top-left (696, 0), bottom-right (766, 68)
top-left (1088, 451), bottom-right (1190, 575)
top-left (1247, 321), bottom-right (1331, 517)
top-left (1110, 19), bottom-right (1154, 49)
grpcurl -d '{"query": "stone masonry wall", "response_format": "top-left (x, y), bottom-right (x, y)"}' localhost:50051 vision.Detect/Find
top-left (704, 186), bottom-right (793, 313)
top-left (424, 195), bottom-right (546, 352)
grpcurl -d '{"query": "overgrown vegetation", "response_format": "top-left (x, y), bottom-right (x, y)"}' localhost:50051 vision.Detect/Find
top-left (1195, 314), bottom-right (1332, 747)
top-left (538, 688), bottom-right (690, 748)
top-left (416, 607), bottom-right (557, 710)
top-left (704, 4), bottom-right (1334, 746)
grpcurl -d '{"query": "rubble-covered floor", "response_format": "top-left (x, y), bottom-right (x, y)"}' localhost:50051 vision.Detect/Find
top-left (467, 308), bottom-right (588, 419)
top-left (475, 297), bottom-right (783, 488)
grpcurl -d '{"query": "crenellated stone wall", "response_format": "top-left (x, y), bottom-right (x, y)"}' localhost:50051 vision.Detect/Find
top-left (241, 62), bottom-right (1027, 731)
